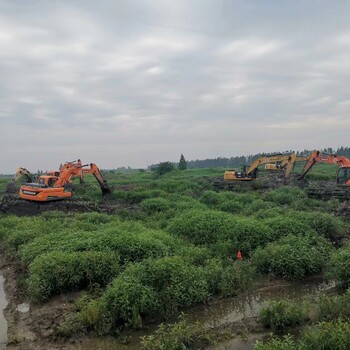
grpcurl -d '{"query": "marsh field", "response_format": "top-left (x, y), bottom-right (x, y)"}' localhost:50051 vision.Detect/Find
top-left (1, 164), bottom-right (350, 350)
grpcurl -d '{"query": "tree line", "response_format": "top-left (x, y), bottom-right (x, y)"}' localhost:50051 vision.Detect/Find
top-left (184, 146), bottom-right (350, 169)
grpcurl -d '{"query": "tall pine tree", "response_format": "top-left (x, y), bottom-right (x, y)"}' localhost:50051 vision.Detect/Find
top-left (178, 154), bottom-right (187, 170)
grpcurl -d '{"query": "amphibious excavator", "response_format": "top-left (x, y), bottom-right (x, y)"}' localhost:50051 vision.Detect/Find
top-left (214, 153), bottom-right (298, 190)
top-left (298, 150), bottom-right (350, 200)
top-left (19, 160), bottom-right (112, 202)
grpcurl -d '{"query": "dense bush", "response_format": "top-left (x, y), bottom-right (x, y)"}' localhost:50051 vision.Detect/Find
top-left (28, 251), bottom-right (120, 302)
top-left (80, 257), bottom-right (254, 332)
top-left (167, 209), bottom-right (273, 255)
top-left (252, 234), bottom-right (332, 279)
top-left (261, 216), bottom-right (315, 240)
top-left (286, 211), bottom-right (347, 241)
top-left (326, 248), bottom-right (350, 288)
top-left (265, 187), bottom-right (306, 205)
top-left (167, 209), bottom-right (233, 246)
top-left (141, 198), bottom-right (172, 213)
top-left (20, 227), bottom-right (177, 266)
top-left (259, 299), bottom-right (308, 332)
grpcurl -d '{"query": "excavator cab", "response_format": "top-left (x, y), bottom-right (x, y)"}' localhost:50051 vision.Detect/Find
top-left (336, 167), bottom-right (350, 185)
top-left (37, 176), bottom-right (58, 187)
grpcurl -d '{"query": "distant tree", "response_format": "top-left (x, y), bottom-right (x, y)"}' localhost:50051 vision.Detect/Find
top-left (178, 154), bottom-right (187, 170)
top-left (156, 162), bottom-right (175, 176)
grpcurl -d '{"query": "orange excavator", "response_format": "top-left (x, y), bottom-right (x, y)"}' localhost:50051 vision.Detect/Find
top-left (298, 150), bottom-right (350, 199)
top-left (19, 160), bottom-right (112, 202)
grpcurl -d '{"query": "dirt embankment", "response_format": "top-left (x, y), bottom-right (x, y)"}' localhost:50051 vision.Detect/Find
top-left (1, 251), bottom-right (80, 350)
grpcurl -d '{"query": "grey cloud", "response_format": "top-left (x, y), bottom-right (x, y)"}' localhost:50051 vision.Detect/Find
top-left (0, 1), bottom-right (350, 172)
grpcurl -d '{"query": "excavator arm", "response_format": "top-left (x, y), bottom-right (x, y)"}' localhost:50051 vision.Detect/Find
top-left (299, 151), bottom-right (350, 180)
top-left (246, 153), bottom-right (297, 179)
top-left (81, 164), bottom-right (112, 195)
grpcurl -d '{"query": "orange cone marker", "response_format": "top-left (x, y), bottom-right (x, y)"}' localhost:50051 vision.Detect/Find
top-left (237, 250), bottom-right (243, 260)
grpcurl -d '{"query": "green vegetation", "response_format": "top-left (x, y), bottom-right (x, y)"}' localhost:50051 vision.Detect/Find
top-left (252, 234), bottom-right (332, 279)
top-left (259, 299), bottom-right (309, 332)
top-left (28, 251), bottom-right (120, 301)
top-left (0, 165), bottom-right (349, 347)
top-left (326, 248), bottom-right (350, 288)
top-left (141, 314), bottom-right (217, 350)
top-left (255, 320), bottom-right (350, 350)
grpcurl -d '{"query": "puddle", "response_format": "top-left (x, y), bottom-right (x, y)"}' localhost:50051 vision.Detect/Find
top-left (189, 276), bottom-right (335, 328)
top-left (0, 274), bottom-right (7, 350)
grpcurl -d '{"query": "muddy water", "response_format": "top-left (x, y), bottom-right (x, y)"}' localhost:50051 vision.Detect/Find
top-left (0, 274), bottom-right (7, 350)
top-left (75, 276), bottom-right (334, 350)
top-left (191, 276), bottom-right (334, 327)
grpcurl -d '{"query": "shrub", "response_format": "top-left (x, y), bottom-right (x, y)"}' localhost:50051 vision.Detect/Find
top-left (261, 216), bottom-right (315, 240)
top-left (218, 200), bottom-right (243, 214)
top-left (259, 299), bottom-right (308, 333)
top-left (28, 251), bottom-right (120, 302)
top-left (326, 248), bottom-right (350, 288)
top-left (200, 191), bottom-right (221, 206)
top-left (167, 209), bottom-right (272, 256)
top-left (287, 211), bottom-right (347, 241)
top-left (80, 256), bottom-right (254, 332)
top-left (265, 187), bottom-right (306, 205)
top-left (301, 320), bottom-right (350, 349)
top-left (155, 162), bottom-right (175, 176)
top-left (91, 275), bottom-right (159, 331)
top-left (141, 198), bottom-right (172, 213)
top-left (20, 227), bottom-right (175, 266)
top-left (243, 199), bottom-right (276, 215)
top-left (167, 209), bottom-right (233, 246)
top-left (252, 234), bottom-right (332, 279)
top-left (129, 257), bottom-right (210, 319)
top-left (141, 314), bottom-right (215, 350)
top-left (318, 290), bottom-right (350, 321)
top-left (254, 335), bottom-right (298, 350)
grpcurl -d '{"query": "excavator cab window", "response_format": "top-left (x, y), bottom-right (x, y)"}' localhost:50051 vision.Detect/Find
top-left (337, 167), bottom-right (350, 185)
top-left (38, 178), bottom-right (45, 185)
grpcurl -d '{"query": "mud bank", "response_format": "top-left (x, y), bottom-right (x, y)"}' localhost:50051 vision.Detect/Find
top-left (0, 273), bottom-right (7, 350)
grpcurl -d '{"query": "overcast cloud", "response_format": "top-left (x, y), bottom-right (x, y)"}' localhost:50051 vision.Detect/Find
top-left (0, 0), bottom-right (350, 172)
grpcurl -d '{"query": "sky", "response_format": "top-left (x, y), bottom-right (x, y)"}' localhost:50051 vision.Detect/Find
top-left (0, 0), bottom-right (350, 173)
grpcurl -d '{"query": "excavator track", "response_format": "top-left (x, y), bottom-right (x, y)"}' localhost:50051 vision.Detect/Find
top-left (214, 172), bottom-right (288, 191)
top-left (0, 193), bottom-right (102, 216)
top-left (306, 187), bottom-right (350, 201)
